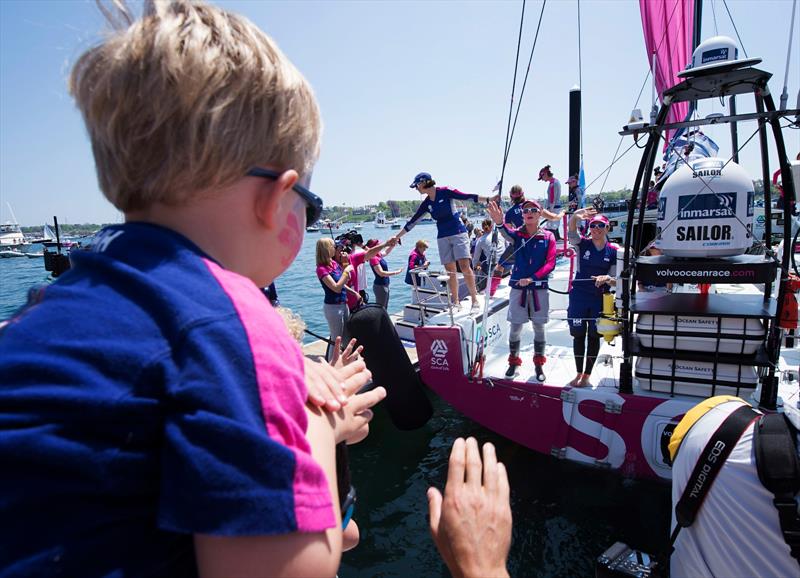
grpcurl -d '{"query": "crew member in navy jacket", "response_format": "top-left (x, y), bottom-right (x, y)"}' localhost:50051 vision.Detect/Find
top-left (392, 172), bottom-right (495, 312)
top-left (487, 199), bottom-right (556, 381)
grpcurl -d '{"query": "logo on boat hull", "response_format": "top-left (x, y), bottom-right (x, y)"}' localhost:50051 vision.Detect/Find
top-left (430, 339), bottom-right (449, 370)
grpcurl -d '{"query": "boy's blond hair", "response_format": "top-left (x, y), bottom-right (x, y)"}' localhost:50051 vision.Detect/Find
top-left (69, 0), bottom-right (321, 212)
top-left (415, 239), bottom-right (429, 251)
top-left (315, 238), bottom-right (335, 267)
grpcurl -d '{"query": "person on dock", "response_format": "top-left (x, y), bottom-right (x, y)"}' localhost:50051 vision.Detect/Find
top-left (392, 173), bottom-right (495, 312)
top-left (405, 239), bottom-right (430, 287)
top-left (366, 238), bottom-right (401, 309)
top-left (341, 238), bottom-right (394, 312)
top-left (0, 2), bottom-right (384, 576)
top-left (317, 237), bottom-right (353, 345)
top-left (567, 208), bottom-right (618, 387)
top-left (427, 437), bottom-right (512, 578)
top-left (487, 200), bottom-right (556, 381)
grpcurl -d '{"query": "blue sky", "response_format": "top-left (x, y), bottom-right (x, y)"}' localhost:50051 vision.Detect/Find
top-left (1, 0), bottom-right (798, 226)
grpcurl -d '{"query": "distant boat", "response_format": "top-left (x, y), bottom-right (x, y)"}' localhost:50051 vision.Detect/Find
top-left (0, 249), bottom-right (25, 258)
top-left (25, 252), bottom-right (44, 258)
top-left (28, 223), bottom-right (58, 244)
top-left (375, 211), bottom-right (389, 228)
top-left (0, 203), bottom-right (25, 248)
top-left (390, 222), bottom-right (402, 230)
top-left (306, 226), bottom-right (320, 233)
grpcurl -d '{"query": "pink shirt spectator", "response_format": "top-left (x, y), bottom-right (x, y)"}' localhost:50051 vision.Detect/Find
top-left (345, 251), bottom-right (367, 310)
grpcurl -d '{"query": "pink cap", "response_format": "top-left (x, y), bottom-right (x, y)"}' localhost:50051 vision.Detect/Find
top-left (589, 214), bottom-right (609, 226)
top-left (522, 199), bottom-right (542, 210)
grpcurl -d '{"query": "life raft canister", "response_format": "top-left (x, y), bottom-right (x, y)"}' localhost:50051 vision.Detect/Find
top-left (656, 158), bottom-right (754, 257)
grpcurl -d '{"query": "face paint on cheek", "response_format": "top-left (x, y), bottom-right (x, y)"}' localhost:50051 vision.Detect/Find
top-left (277, 197), bottom-right (305, 267)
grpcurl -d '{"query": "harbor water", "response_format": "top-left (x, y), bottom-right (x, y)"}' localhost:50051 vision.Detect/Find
top-left (0, 222), bottom-right (671, 577)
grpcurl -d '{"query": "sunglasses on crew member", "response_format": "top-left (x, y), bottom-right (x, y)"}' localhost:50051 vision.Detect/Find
top-left (522, 207), bottom-right (540, 214)
top-left (589, 222), bottom-right (607, 229)
top-left (246, 167), bottom-right (323, 225)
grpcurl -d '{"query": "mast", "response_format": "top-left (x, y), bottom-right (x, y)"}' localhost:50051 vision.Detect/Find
top-left (568, 86), bottom-right (581, 179)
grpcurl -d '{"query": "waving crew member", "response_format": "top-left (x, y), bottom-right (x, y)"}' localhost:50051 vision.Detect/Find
top-left (487, 200), bottom-right (556, 381)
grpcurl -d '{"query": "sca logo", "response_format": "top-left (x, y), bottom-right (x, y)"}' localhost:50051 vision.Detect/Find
top-left (430, 339), bottom-right (449, 369)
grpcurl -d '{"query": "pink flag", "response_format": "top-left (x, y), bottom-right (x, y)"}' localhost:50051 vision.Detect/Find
top-left (639, 0), bottom-right (694, 145)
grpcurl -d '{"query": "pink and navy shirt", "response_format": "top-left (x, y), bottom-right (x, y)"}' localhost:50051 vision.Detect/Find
top-left (317, 260), bottom-right (346, 304)
top-left (498, 224), bottom-right (557, 288)
top-left (0, 222), bottom-right (335, 577)
top-left (405, 248), bottom-right (427, 285)
top-left (403, 187), bottom-right (479, 239)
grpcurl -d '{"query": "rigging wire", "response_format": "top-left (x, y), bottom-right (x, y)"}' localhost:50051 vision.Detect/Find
top-left (721, 0), bottom-right (748, 57)
top-left (710, 0), bottom-right (719, 36)
top-left (499, 0), bottom-right (528, 196)
top-left (597, 0), bottom-right (682, 195)
top-left (780, 0), bottom-right (798, 110)
top-left (502, 0), bottom-right (549, 174)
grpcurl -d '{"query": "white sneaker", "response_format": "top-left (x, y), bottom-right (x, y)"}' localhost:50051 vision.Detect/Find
top-left (450, 302), bottom-right (462, 312)
top-left (470, 300), bottom-right (481, 312)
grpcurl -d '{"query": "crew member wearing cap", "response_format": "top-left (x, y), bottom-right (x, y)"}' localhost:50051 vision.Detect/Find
top-left (538, 165), bottom-right (562, 213)
top-left (393, 172), bottom-right (495, 312)
top-left (487, 199), bottom-right (556, 381)
top-left (566, 207), bottom-right (618, 387)
top-left (566, 174), bottom-right (583, 213)
top-left (490, 185), bottom-right (562, 296)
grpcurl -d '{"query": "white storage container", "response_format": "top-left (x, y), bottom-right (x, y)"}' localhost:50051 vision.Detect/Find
top-left (635, 356), bottom-right (758, 397)
top-left (636, 313), bottom-right (765, 355)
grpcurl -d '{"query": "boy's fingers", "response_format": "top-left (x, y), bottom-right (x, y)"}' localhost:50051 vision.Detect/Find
top-left (347, 386), bottom-right (386, 414)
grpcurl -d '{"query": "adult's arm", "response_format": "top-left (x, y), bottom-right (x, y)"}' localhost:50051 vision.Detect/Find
top-left (533, 231), bottom-right (558, 279)
top-left (321, 269), bottom-right (350, 293)
top-left (471, 236), bottom-right (485, 268)
top-left (541, 208), bottom-right (565, 222)
top-left (568, 207), bottom-right (595, 244)
top-left (443, 187), bottom-right (494, 204)
top-left (398, 201), bottom-right (430, 238)
top-left (364, 240), bottom-right (393, 261)
top-left (372, 260), bottom-right (394, 278)
top-left (195, 408), bottom-right (342, 578)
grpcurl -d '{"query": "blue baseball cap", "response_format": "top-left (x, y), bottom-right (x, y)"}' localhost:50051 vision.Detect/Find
top-left (409, 172), bottom-right (432, 188)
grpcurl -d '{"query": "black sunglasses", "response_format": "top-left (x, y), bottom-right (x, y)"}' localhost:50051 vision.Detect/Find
top-left (246, 167), bottom-right (323, 225)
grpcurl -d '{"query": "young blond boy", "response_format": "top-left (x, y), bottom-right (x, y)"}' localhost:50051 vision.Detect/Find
top-left (0, 1), bottom-right (383, 576)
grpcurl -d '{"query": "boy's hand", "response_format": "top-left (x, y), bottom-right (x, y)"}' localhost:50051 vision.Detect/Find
top-left (335, 361), bottom-right (385, 445)
top-left (331, 337), bottom-right (363, 368)
top-left (304, 357), bottom-right (348, 412)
